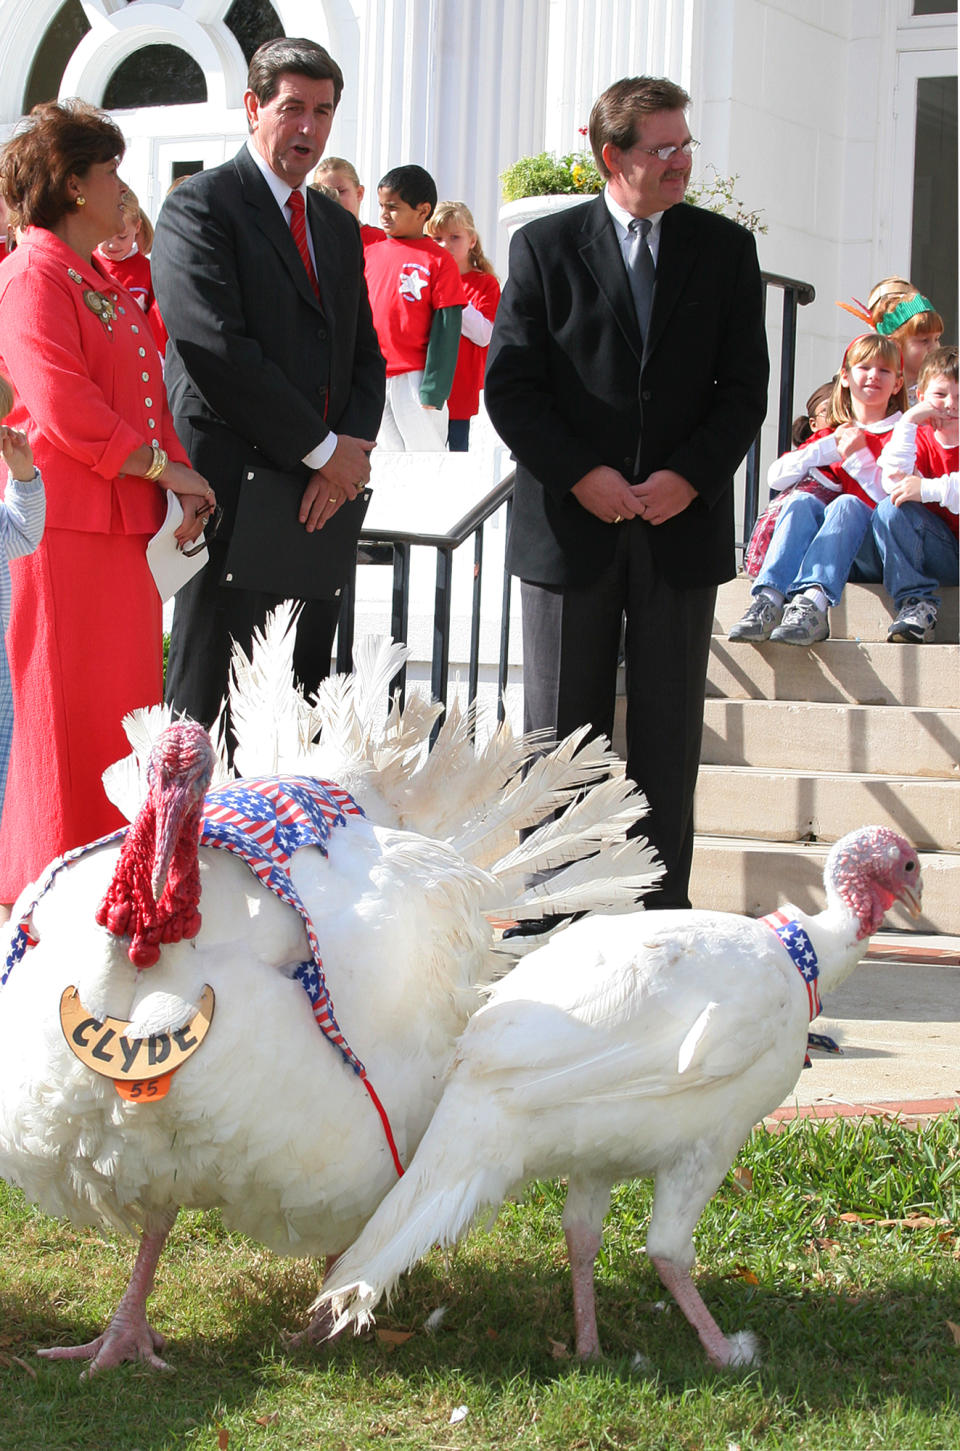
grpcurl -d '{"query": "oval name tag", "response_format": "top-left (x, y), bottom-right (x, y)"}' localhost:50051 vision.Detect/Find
top-left (59, 984), bottom-right (215, 1084)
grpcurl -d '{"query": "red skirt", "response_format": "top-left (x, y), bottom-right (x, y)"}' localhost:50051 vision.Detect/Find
top-left (0, 527), bottom-right (162, 901)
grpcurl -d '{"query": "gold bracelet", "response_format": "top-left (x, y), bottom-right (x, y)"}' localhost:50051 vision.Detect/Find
top-left (142, 444), bottom-right (168, 482)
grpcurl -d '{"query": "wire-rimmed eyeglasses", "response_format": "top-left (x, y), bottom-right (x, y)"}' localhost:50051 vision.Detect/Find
top-left (639, 139), bottom-right (700, 163)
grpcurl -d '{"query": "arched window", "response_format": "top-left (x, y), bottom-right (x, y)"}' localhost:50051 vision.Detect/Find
top-left (226, 0), bottom-right (285, 64)
top-left (23, 0), bottom-right (91, 114)
top-left (103, 45), bottom-right (207, 110)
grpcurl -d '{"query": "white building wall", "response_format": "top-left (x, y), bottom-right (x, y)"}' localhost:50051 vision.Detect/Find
top-left (696, 0), bottom-right (956, 409)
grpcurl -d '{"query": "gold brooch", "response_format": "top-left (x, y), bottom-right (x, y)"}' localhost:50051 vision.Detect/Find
top-left (66, 267), bottom-right (116, 330)
top-left (83, 289), bottom-right (116, 324)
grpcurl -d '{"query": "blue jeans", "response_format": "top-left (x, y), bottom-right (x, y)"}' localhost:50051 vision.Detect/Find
top-left (871, 497), bottom-right (959, 608)
top-left (754, 491), bottom-right (877, 606)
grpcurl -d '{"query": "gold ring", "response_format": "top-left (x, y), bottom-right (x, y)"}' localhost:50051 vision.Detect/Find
top-left (613, 514), bottom-right (622, 524)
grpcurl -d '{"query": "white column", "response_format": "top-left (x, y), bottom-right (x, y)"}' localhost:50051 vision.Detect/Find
top-left (348, 0), bottom-right (549, 270)
top-left (433, 0), bottom-right (549, 271)
top-left (542, 0), bottom-right (696, 155)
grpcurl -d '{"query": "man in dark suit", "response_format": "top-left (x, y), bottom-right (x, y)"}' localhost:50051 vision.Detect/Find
top-left (153, 37), bottom-right (385, 729)
top-left (485, 76), bottom-right (769, 908)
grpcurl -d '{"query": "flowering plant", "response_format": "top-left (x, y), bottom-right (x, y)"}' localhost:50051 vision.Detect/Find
top-left (500, 125), bottom-right (602, 201)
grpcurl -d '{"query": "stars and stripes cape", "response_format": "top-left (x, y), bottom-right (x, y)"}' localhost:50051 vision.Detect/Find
top-left (2, 775), bottom-right (405, 1175)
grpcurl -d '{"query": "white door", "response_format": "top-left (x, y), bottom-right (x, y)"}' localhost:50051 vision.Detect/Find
top-left (891, 35), bottom-right (958, 340)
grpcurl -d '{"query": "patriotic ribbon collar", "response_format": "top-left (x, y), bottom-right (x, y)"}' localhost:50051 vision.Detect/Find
top-left (760, 909), bottom-right (822, 1021)
top-left (760, 909), bottom-right (840, 1068)
top-left (2, 774), bottom-right (405, 1177)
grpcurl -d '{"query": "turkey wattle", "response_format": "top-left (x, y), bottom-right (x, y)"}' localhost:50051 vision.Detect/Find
top-left (0, 611), bottom-right (662, 1375)
top-left (317, 826), bottom-right (922, 1369)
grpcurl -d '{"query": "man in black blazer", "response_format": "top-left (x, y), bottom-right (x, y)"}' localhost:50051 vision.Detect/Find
top-left (153, 37), bottom-right (385, 730)
top-left (485, 76), bottom-right (769, 908)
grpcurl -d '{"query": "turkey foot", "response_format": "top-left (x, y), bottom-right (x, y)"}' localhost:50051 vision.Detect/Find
top-left (38, 1319), bottom-right (170, 1377)
top-left (38, 1220), bottom-right (174, 1377)
top-left (283, 1301), bottom-right (345, 1350)
top-left (284, 1253), bottom-right (347, 1349)
top-left (650, 1254), bottom-right (759, 1369)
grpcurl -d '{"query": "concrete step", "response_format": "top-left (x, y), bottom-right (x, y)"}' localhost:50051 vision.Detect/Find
top-left (714, 578), bottom-right (960, 643)
top-left (695, 765), bottom-right (960, 853)
top-left (707, 637), bottom-right (959, 708)
top-left (700, 698), bottom-right (960, 778)
top-left (689, 835), bottom-right (959, 935)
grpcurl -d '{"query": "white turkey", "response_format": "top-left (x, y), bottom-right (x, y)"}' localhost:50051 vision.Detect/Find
top-left (0, 604), bottom-right (662, 1374)
top-left (316, 826), bottom-right (923, 1369)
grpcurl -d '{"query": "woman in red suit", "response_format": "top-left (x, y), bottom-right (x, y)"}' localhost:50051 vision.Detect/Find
top-left (0, 101), bottom-right (214, 909)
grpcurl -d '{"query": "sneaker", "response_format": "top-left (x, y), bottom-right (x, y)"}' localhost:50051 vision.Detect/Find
top-left (769, 595), bottom-right (829, 645)
top-left (728, 594), bottom-right (783, 641)
top-left (888, 596), bottom-right (938, 644)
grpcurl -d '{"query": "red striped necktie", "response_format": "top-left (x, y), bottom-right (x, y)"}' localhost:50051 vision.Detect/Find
top-left (287, 188), bottom-right (320, 300)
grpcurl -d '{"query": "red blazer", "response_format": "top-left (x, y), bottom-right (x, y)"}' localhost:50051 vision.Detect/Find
top-left (0, 227), bottom-right (188, 534)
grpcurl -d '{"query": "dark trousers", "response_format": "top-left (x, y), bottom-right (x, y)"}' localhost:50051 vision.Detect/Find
top-left (165, 539), bottom-right (342, 738)
top-left (447, 417), bottom-right (471, 451)
top-left (520, 521), bottom-right (716, 909)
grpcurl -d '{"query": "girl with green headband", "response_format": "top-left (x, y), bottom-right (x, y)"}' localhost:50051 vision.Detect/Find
top-left (872, 291), bottom-right (943, 404)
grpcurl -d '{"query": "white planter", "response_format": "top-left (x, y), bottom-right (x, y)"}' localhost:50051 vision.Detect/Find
top-left (498, 192), bottom-right (595, 240)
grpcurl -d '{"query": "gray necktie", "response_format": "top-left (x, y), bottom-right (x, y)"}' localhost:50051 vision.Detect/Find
top-left (626, 217), bottom-right (656, 341)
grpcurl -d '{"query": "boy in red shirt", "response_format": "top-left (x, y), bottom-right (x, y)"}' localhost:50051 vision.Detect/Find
top-left (875, 345), bottom-right (959, 643)
top-left (363, 165), bottom-right (464, 450)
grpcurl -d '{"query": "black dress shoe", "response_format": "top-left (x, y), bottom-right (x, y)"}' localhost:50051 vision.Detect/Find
top-left (500, 914), bottom-right (565, 940)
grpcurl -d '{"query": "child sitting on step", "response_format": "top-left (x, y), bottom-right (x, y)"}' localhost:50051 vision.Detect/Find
top-left (872, 345), bottom-right (958, 644)
top-left (870, 290), bottom-right (943, 406)
top-left (729, 333), bottom-right (905, 646)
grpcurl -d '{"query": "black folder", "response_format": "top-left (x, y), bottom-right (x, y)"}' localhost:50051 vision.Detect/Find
top-left (221, 464), bottom-right (371, 600)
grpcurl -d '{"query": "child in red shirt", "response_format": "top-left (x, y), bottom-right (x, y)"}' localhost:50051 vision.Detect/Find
top-left (95, 191), bottom-right (167, 356)
top-left (310, 157), bottom-right (385, 252)
top-left (874, 345), bottom-right (959, 642)
top-left (426, 201), bottom-right (500, 451)
top-left (364, 165), bottom-right (465, 450)
top-left (869, 289), bottom-right (943, 405)
top-left (729, 333), bottom-right (905, 645)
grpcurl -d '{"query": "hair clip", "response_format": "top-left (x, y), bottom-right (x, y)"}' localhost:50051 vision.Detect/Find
top-left (836, 297), bottom-right (872, 325)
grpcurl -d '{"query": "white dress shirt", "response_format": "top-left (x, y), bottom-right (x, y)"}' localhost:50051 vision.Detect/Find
top-left (245, 139), bottom-right (337, 469)
top-left (603, 186), bottom-right (664, 270)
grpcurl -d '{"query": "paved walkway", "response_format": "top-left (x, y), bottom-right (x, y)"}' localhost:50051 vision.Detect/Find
top-left (770, 933), bottom-right (960, 1123)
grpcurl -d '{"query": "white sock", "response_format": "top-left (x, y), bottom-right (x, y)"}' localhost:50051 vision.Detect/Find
top-left (758, 586), bottom-right (784, 607)
top-left (802, 586), bottom-right (829, 613)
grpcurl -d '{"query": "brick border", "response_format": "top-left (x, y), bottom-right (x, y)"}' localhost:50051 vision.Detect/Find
top-left (766, 1096), bottom-right (959, 1124)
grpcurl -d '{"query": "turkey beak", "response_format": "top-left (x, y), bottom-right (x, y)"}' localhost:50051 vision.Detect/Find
top-left (899, 881), bottom-right (923, 919)
top-left (896, 865), bottom-right (923, 920)
top-left (151, 786), bottom-right (190, 901)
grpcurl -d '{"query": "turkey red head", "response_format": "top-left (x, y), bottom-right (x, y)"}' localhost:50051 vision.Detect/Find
top-left (96, 721), bottom-right (216, 968)
top-left (146, 721), bottom-right (216, 900)
top-left (825, 826), bottom-right (922, 940)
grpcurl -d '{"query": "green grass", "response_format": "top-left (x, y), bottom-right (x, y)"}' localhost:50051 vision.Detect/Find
top-left (0, 1114), bottom-right (957, 1451)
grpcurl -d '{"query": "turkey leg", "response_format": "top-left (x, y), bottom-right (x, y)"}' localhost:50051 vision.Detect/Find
top-left (38, 1211), bottom-right (176, 1376)
top-left (562, 1176), bottom-right (612, 1359)
top-left (650, 1254), bottom-right (757, 1368)
top-left (564, 1221), bottom-right (604, 1359)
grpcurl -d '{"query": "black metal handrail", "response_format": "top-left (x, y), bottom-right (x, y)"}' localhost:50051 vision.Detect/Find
top-left (335, 472), bottom-right (516, 727)
top-left (741, 269), bottom-right (817, 549)
top-left (334, 267), bottom-right (814, 725)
